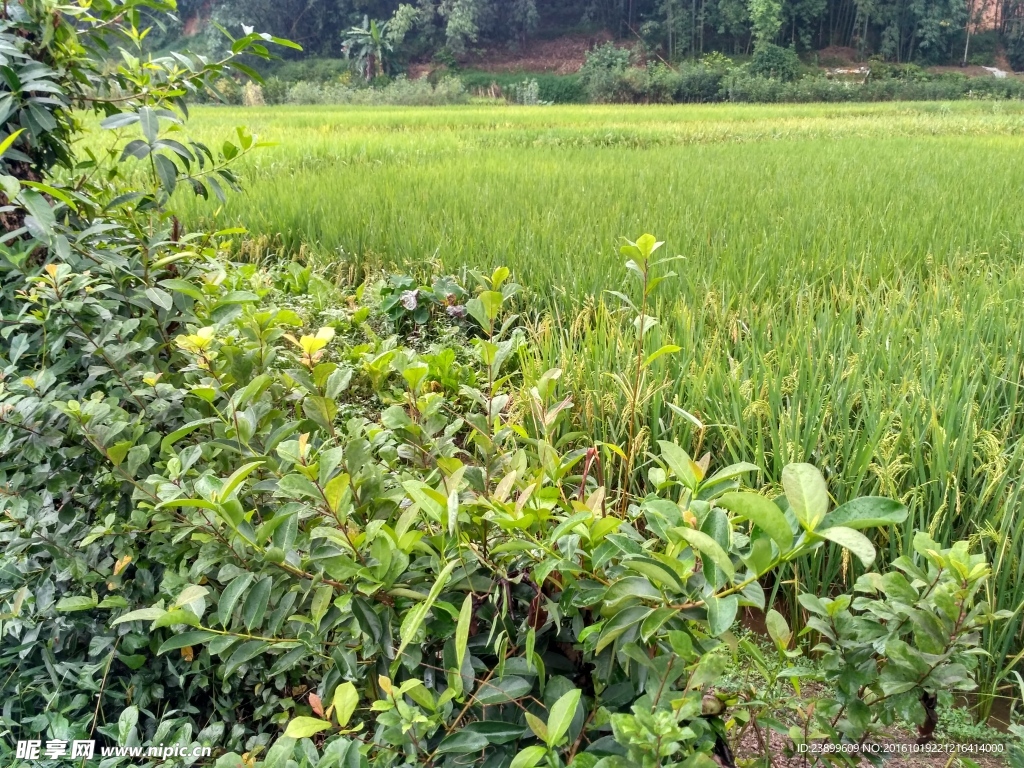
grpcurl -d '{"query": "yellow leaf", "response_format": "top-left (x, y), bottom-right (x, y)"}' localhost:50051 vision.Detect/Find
top-left (378, 675), bottom-right (393, 696)
top-left (113, 555), bottom-right (132, 576)
top-left (332, 681), bottom-right (359, 727)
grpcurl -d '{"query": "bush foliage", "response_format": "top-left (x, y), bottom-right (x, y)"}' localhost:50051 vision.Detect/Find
top-left (0, 2), bottom-right (1012, 767)
top-left (283, 76), bottom-right (468, 106)
top-left (551, 43), bottom-right (1024, 105)
top-left (459, 71), bottom-right (586, 104)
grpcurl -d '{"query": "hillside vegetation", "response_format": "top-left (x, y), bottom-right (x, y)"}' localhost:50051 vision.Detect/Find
top-left (162, 0), bottom-right (1022, 72)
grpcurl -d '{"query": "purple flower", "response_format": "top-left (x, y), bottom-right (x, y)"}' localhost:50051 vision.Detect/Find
top-left (400, 290), bottom-right (419, 311)
top-left (446, 304), bottom-right (467, 318)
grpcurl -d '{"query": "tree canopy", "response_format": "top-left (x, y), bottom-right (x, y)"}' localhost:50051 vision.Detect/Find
top-left (160, 0), bottom-right (1012, 67)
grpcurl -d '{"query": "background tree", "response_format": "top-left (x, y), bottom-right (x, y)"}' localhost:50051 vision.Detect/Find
top-left (147, 0), bottom-right (1017, 66)
top-left (749, 0), bottom-right (784, 44)
top-left (341, 15), bottom-right (393, 79)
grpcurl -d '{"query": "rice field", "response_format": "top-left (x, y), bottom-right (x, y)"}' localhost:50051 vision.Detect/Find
top-left (179, 102), bottom-right (1024, 294)
top-left (173, 101), bottom-right (1024, 707)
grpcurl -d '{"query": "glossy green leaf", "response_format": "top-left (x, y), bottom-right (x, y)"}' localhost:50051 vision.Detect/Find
top-left (223, 640), bottom-right (271, 677)
top-left (546, 687), bottom-right (581, 747)
top-left (218, 573), bottom-right (254, 628)
top-left (705, 594), bottom-right (738, 637)
top-left (242, 576), bottom-right (273, 631)
top-left (821, 497), bottom-right (908, 530)
top-left (782, 463), bottom-right (829, 531)
top-left (56, 595), bottom-right (98, 612)
top-left (474, 676), bottom-right (533, 705)
top-left (396, 559), bottom-right (458, 659)
top-left (510, 746), bottom-right (548, 768)
top-left (218, 461), bottom-right (264, 501)
top-left (716, 491), bottom-right (793, 552)
top-left (455, 593), bottom-right (473, 672)
top-left (283, 717), bottom-right (332, 739)
top-left (657, 440), bottom-right (698, 490)
top-left (311, 584), bottom-right (334, 628)
top-left (157, 631), bottom-right (216, 655)
top-left (765, 609), bottom-right (791, 650)
top-left (112, 606), bottom-right (166, 626)
top-left (595, 606), bottom-right (651, 654)
top-left (819, 526), bottom-right (876, 567)
top-left (436, 731), bottom-right (489, 755)
top-left (461, 721), bottom-right (526, 744)
top-left (671, 526), bottom-right (735, 582)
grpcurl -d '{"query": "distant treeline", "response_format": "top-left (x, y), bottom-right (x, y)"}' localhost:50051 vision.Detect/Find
top-left (154, 0), bottom-right (1024, 69)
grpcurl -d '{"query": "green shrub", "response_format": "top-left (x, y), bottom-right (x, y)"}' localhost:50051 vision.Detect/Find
top-left (505, 78), bottom-right (547, 105)
top-left (262, 76), bottom-right (291, 105)
top-left (636, 62), bottom-right (683, 103)
top-left (676, 63), bottom-right (729, 102)
top-left (539, 74), bottom-right (587, 103)
top-left (459, 71), bottom-right (586, 103)
top-left (265, 56), bottom-right (353, 83)
top-left (867, 59), bottom-right (934, 81)
top-left (578, 42), bottom-right (633, 102)
top-left (965, 30), bottom-right (999, 67)
top-left (286, 79), bottom-right (337, 104)
top-left (748, 43), bottom-right (802, 81)
top-left (286, 76), bottom-right (468, 105)
top-left (719, 70), bottom-right (1024, 103)
top-left (723, 72), bottom-right (786, 101)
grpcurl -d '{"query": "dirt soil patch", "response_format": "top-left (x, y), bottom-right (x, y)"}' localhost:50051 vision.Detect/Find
top-left (463, 32), bottom-right (613, 74)
top-left (816, 46), bottom-right (862, 66)
top-left (928, 64), bottom-right (1020, 76)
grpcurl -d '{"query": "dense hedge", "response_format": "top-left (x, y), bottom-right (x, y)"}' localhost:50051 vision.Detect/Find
top-left (723, 72), bottom-right (1024, 103)
top-left (458, 70), bottom-right (587, 103)
top-left (236, 54), bottom-right (1024, 108)
top-left (267, 67), bottom-right (1024, 107)
top-left (578, 62), bottom-right (1024, 105)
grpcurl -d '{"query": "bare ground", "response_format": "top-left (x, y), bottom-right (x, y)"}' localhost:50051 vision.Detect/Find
top-left (462, 32), bottom-right (613, 74)
top-left (927, 64), bottom-right (1021, 76)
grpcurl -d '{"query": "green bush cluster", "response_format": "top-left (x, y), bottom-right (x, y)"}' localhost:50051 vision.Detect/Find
top-left (211, 47), bottom-right (1024, 109)
top-left (283, 76), bottom-right (469, 106)
top-left (265, 57), bottom-right (356, 83)
top-left (747, 43), bottom-right (803, 82)
top-left (724, 72), bottom-right (1024, 102)
top-left (964, 30), bottom-right (1001, 67)
top-left (459, 71), bottom-right (587, 103)
top-left (578, 42), bottom-right (635, 102)
top-left (571, 45), bottom-right (1024, 104)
